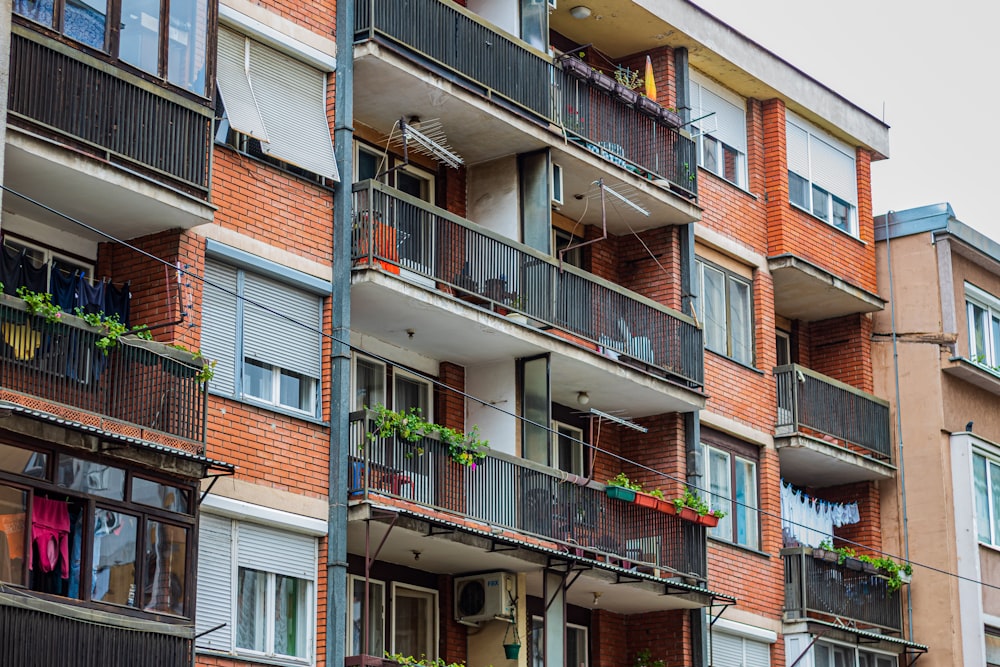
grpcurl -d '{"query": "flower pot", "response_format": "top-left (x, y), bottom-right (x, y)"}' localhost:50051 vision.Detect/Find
top-left (634, 95), bottom-right (661, 117)
top-left (606, 485), bottom-right (637, 503)
top-left (812, 548), bottom-right (839, 563)
top-left (898, 570), bottom-right (912, 584)
top-left (697, 513), bottom-right (720, 527)
top-left (844, 557), bottom-right (864, 572)
top-left (504, 643), bottom-right (521, 660)
top-left (559, 56), bottom-right (592, 80)
top-left (613, 82), bottom-right (640, 105)
top-left (862, 561), bottom-right (879, 575)
top-left (634, 492), bottom-right (658, 509)
top-left (659, 107), bottom-right (683, 128)
top-left (677, 506), bottom-right (699, 522)
top-left (656, 498), bottom-right (676, 514)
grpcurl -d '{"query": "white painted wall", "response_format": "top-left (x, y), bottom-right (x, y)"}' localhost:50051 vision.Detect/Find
top-left (466, 359), bottom-right (517, 456)
top-left (466, 0), bottom-right (518, 39)
top-left (467, 156), bottom-right (519, 241)
top-left (3, 212), bottom-right (99, 261)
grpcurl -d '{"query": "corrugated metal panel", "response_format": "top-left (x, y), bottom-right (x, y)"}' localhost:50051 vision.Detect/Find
top-left (237, 522), bottom-right (316, 580)
top-left (195, 514), bottom-right (234, 652)
top-left (201, 261), bottom-right (239, 396)
top-left (216, 27), bottom-right (269, 143)
top-left (242, 272), bottom-right (322, 380)
top-left (247, 37), bottom-right (339, 179)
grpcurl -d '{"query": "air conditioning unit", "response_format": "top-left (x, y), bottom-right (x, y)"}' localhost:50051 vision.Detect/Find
top-left (454, 572), bottom-right (516, 624)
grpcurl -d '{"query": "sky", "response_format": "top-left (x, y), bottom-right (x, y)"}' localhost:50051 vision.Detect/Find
top-left (694, 0), bottom-right (1000, 239)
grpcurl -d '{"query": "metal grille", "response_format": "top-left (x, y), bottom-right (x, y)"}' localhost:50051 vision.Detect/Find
top-left (775, 364), bottom-right (891, 458)
top-left (8, 31), bottom-right (212, 192)
top-left (352, 180), bottom-right (704, 387)
top-left (349, 412), bottom-right (707, 580)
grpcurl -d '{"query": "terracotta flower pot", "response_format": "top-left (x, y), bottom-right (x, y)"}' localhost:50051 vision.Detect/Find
top-left (697, 513), bottom-right (720, 527)
top-left (634, 492), bottom-right (658, 509)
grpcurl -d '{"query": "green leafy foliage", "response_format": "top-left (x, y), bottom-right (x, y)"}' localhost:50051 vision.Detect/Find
top-left (368, 404), bottom-right (488, 467)
top-left (607, 472), bottom-right (642, 491)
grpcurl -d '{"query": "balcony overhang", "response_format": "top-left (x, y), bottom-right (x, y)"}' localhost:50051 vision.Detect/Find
top-left (3, 129), bottom-right (215, 242)
top-left (775, 432), bottom-right (895, 488)
top-left (943, 355), bottom-right (1000, 396)
top-left (783, 620), bottom-right (927, 656)
top-left (768, 254), bottom-right (884, 322)
top-left (353, 42), bottom-right (700, 234)
top-left (347, 501), bottom-right (728, 614)
top-left (351, 270), bottom-right (705, 416)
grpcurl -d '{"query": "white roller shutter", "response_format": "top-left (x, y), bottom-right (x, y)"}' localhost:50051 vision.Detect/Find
top-left (241, 272), bottom-right (322, 380)
top-left (216, 27), bottom-right (269, 143)
top-left (711, 632), bottom-right (745, 666)
top-left (785, 118), bottom-right (809, 178)
top-left (237, 522), bottom-right (316, 580)
top-left (201, 261), bottom-right (239, 396)
top-left (811, 135), bottom-right (857, 205)
top-left (195, 514), bottom-right (234, 652)
top-left (691, 72), bottom-right (747, 153)
top-left (247, 38), bottom-right (339, 179)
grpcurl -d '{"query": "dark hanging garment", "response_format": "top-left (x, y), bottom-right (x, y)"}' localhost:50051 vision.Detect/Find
top-left (0, 246), bottom-right (23, 295)
top-left (20, 257), bottom-right (47, 293)
top-left (50, 263), bottom-right (78, 312)
top-left (75, 277), bottom-right (105, 316)
top-left (103, 282), bottom-right (131, 328)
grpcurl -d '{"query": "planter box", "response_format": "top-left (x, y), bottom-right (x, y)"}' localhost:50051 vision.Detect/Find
top-left (634, 95), bottom-right (661, 117)
top-left (590, 69), bottom-right (616, 93)
top-left (697, 513), bottom-right (720, 528)
top-left (677, 506), bottom-right (699, 522)
top-left (559, 55), bottom-right (592, 80)
top-left (659, 107), bottom-right (683, 128)
top-left (898, 570), bottom-right (912, 584)
top-left (613, 82), bottom-right (640, 106)
top-left (862, 561), bottom-right (879, 575)
top-left (606, 485), bottom-right (637, 503)
top-left (844, 557), bottom-right (864, 572)
top-left (634, 492), bottom-right (658, 509)
top-left (656, 498), bottom-right (676, 514)
top-left (811, 548), bottom-right (839, 563)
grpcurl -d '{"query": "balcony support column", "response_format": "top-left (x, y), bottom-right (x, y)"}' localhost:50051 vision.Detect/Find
top-left (674, 47), bottom-right (690, 125)
top-left (543, 568), bottom-right (566, 667)
top-left (685, 410), bottom-right (707, 667)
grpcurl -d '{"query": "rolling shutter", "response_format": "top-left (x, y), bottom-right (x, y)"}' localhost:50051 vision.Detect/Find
top-left (691, 73), bottom-right (747, 153)
top-left (712, 632), bottom-right (745, 666)
top-left (241, 272), bottom-right (322, 381)
top-left (785, 119), bottom-right (809, 178)
top-left (201, 261), bottom-right (239, 396)
top-left (195, 514), bottom-right (234, 652)
top-left (811, 135), bottom-right (857, 205)
top-left (216, 27), bottom-right (269, 143)
top-left (237, 522), bottom-right (316, 580)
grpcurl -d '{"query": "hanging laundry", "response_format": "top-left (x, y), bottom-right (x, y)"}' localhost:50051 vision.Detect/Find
top-left (50, 262), bottom-right (78, 312)
top-left (0, 245), bottom-right (22, 295)
top-left (780, 479), bottom-right (860, 548)
top-left (20, 256), bottom-right (47, 293)
top-left (75, 276), bottom-right (105, 316)
top-left (103, 281), bottom-right (131, 328)
top-left (2, 322), bottom-right (42, 360)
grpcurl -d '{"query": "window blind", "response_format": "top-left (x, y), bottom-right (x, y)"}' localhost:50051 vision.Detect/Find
top-left (237, 522), bottom-right (316, 580)
top-left (216, 27), bottom-right (269, 143)
top-left (242, 272), bottom-right (322, 380)
top-left (201, 261), bottom-right (239, 396)
top-left (195, 514), bottom-right (234, 652)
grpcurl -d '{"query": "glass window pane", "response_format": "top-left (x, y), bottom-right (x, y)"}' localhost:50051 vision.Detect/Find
top-left (279, 369), bottom-right (314, 412)
top-left (14, 0), bottom-right (55, 27)
top-left (351, 578), bottom-right (385, 658)
top-left (521, 357), bottom-right (550, 467)
top-left (132, 478), bottom-right (190, 513)
top-left (0, 443), bottom-right (47, 478)
top-left (788, 172), bottom-right (808, 208)
top-left (567, 626), bottom-right (587, 667)
top-left (991, 461), bottom-right (1000, 547)
top-left (736, 459), bottom-right (759, 549)
top-left (975, 454), bottom-right (992, 543)
top-left (722, 144), bottom-right (740, 185)
top-left (357, 150), bottom-right (381, 182)
top-left (119, 0), bottom-right (161, 75)
top-left (812, 185), bottom-right (828, 220)
top-left (707, 447), bottom-right (731, 540)
top-left (0, 484), bottom-right (28, 585)
top-left (992, 314), bottom-right (1000, 367)
top-left (702, 266), bottom-right (727, 354)
top-left (702, 134), bottom-right (719, 174)
top-left (394, 374), bottom-right (430, 417)
top-left (143, 521), bottom-right (187, 615)
top-left (355, 358), bottom-right (385, 409)
top-left (831, 197), bottom-right (851, 233)
top-left (971, 302), bottom-right (988, 362)
top-left (728, 278), bottom-right (752, 364)
top-left (57, 455), bottom-right (124, 500)
top-left (65, 0), bottom-right (107, 50)
top-left (167, 0), bottom-right (209, 94)
top-left (530, 617), bottom-right (544, 667)
top-left (237, 568), bottom-right (267, 652)
top-left (244, 358), bottom-right (273, 401)
top-left (274, 575), bottom-right (308, 657)
top-left (92, 510), bottom-right (138, 606)
top-left (393, 588), bottom-right (435, 659)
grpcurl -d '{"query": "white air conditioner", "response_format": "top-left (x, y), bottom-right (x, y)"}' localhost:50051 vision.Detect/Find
top-left (454, 572), bottom-right (516, 624)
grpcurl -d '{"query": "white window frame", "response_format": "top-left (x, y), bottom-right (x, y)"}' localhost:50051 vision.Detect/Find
top-left (346, 574), bottom-right (386, 658)
top-left (711, 630), bottom-right (770, 667)
top-left (392, 368), bottom-right (433, 422)
top-left (786, 112), bottom-right (858, 236)
top-left (696, 258), bottom-right (754, 365)
top-left (352, 354), bottom-right (387, 411)
top-left (702, 442), bottom-right (759, 549)
top-left (974, 447), bottom-right (1000, 547)
top-left (355, 143), bottom-right (388, 183)
top-left (966, 283), bottom-right (1000, 369)
top-left (814, 639), bottom-right (897, 667)
top-left (530, 617), bottom-right (588, 667)
top-left (3, 236), bottom-right (95, 290)
top-left (389, 582), bottom-right (439, 660)
top-left (551, 162), bottom-right (564, 205)
top-left (690, 71), bottom-right (747, 188)
top-left (552, 420), bottom-right (586, 476)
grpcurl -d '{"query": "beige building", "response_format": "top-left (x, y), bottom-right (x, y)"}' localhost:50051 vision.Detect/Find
top-left (874, 204), bottom-right (1000, 667)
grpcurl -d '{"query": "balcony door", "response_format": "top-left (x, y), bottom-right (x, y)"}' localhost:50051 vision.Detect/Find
top-left (394, 167), bottom-right (436, 288)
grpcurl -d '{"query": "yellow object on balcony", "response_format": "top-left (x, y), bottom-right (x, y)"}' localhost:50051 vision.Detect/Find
top-left (644, 55), bottom-right (657, 101)
top-left (2, 322), bottom-right (42, 360)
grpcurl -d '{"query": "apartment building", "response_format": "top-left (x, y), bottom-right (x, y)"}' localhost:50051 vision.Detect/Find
top-left (873, 204), bottom-right (1000, 667)
top-left (0, 1), bottom-right (924, 667)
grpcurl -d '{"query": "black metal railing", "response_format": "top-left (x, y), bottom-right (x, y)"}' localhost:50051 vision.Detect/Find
top-left (783, 548), bottom-right (903, 633)
top-left (352, 180), bottom-right (704, 387)
top-left (0, 594), bottom-right (193, 667)
top-left (8, 28), bottom-right (213, 193)
top-left (774, 364), bottom-right (891, 459)
top-left (348, 411), bottom-right (707, 580)
top-left (0, 296), bottom-right (207, 450)
top-left (353, 0), bottom-right (696, 197)
top-left (553, 66), bottom-right (698, 199)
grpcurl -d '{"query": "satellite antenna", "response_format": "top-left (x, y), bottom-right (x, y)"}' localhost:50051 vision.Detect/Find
top-left (589, 408), bottom-right (648, 433)
top-left (386, 117), bottom-right (464, 170)
top-left (558, 179), bottom-right (647, 271)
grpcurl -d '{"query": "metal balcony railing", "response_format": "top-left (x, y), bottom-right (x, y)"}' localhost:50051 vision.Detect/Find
top-left (352, 180), bottom-right (704, 387)
top-left (774, 364), bottom-right (891, 459)
top-left (783, 547), bottom-right (903, 633)
top-left (8, 28), bottom-right (213, 194)
top-left (0, 296), bottom-right (207, 451)
top-left (353, 0), bottom-right (696, 198)
top-left (349, 411), bottom-right (707, 580)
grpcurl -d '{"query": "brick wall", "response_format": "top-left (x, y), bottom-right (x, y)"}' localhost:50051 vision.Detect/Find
top-left (805, 313), bottom-right (874, 393)
top-left (820, 480), bottom-right (883, 554)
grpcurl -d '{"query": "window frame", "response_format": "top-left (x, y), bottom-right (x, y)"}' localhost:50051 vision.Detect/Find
top-left (389, 583), bottom-right (439, 660)
top-left (974, 448), bottom-right (1000, 547)
top-left (346, 574), bottom-right (386, 658)
top-left (695, 258), bottom-right (754, 365)
top-left (701, 432), bottom-right (760, 549)
top-left (392, 368), bottom-right (433, 423)
top-left (966, 283), bottom-right (1000, 369)
top-left (13, 0), bottom-right (214, 98)
top-left (814, 639), bottom-right (897, 667)
top-left (785, 113), bottom-right (858, 236)
top-left (351, 354), bottom-right (387, 411)
top-left (551, 420), bottom-right (587, 477)
top-left (530, 616), bottom-right (589, 667)
top-left (690, 71), bottom-right (748, 189)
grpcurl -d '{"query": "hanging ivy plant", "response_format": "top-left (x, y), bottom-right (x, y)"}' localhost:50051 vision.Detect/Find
top-left (367, 403), bottom-right (488, 467)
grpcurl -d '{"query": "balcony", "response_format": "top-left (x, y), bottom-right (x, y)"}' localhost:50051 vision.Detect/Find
top-left (0, 295), bottom-right (207, 453)
top-left (347, 411), bottom-right (712, 612)
top-left (768, 255), bottom-right (883, 322)
top-left (352, 0), bottom-right (699, 227)
top-left (774, 364), bottom-right (894, 486)
top-left (6, 27), bottom-right (215, 240)
top-left (783, 547), bottom-right (904, 634)
top-left (352, 180), bottom-right (703, 398)
top-left (0, 591), bottom-right (192, 667)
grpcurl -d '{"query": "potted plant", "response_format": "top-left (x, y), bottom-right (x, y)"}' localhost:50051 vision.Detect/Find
top-left (634, 648), bottom-right (665, 667)
top-left (634, 94), bottom-right (661, 117)
top-left (558, 53), bottom-right (592, 80)
top-left (671, 488), bottom-right (723, 524)
top-left (368, 404), bottom-right (489, 467)
top-left (647, 488), bottom-right (676, 514)
top-left (659, 106), bottom-right (683, 129)
top-left (606, 472), bottom-right (641, 502)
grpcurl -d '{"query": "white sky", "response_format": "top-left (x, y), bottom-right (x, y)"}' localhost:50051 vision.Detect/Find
top-left (694, 0), bottom-right (1000, 239)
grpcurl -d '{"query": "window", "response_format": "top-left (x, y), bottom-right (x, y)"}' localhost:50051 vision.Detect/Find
top-left (344, 577), bottom-right (439, 661)
top-left (353, 355), bottom-right (386, 410)
top-left (695, 258), bottom-right (753, 365)
top-left (201, 255), bottom-right (324, 417)
top-left (14, 0), bottom-right (209, 95)
top-left (815, 641), bottom-right (896, 667)
top-left (348, 576), bottom-right (385, 658)
top-left (196, 515), bottom-right (316, 663)
top-left (393, 370), bottom-right (432, 420)
top-left (712, 631), bottom-right (770, 667)
top-left (974, 451), bottom-right (1000, 546)
top-left (552, 421), bottom-right (587, 477)
top-left (216, 25), bottom-right (338, 180)
top-left (3, 237), bottom-right (94, 292)
top-left (690, 72), bottom-right (747, 188)
top-left (702, 434), bottom-right (759, 549)
top-left (786, 113), bottom-right (858, 235)
top-left (530, 617), bottom-right (588, 667)
top-left (0, 441), bottom-right (194, 615)
top-left (967, 284), bottom-right (1000, 369)
top-left (986, 626), bottom-right (1000, 667)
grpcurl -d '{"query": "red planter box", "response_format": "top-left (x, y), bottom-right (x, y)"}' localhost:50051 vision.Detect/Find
top-left (634, 492), bottom-right (658, 509)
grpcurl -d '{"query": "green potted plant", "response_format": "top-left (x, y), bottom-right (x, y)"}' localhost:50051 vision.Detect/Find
top-left (606, 472), bottom-right (641, 502)
top-left (368, 404), bottom-right (489, 467)
top-left (634, 648), bottom-right (665, 667)
top-left (671, 489), bottom-right (726, 525)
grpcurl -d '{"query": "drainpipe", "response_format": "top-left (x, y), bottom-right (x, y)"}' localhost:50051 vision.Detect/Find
top-left (327, 1), bottom-right (355, 666)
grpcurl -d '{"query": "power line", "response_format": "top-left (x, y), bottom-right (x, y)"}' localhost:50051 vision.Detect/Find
top-left (5, 183), bottom-right (998, 593)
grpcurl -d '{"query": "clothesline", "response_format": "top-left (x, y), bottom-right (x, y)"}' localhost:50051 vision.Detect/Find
top-left (780, 479), bottom-right (860, 548)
